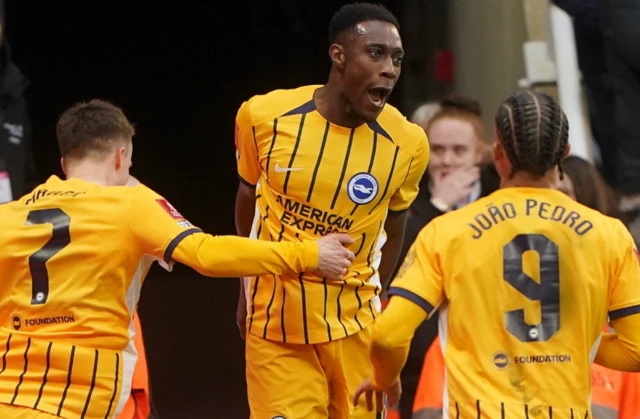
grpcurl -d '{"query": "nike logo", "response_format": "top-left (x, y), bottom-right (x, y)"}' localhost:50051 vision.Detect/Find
top-left (274, 162), bottom-right (303, 173)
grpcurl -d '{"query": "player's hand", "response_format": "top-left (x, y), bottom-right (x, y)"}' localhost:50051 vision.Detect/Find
top-left (353, 377), bottom-right (401, 412)
top-left (314, 233), bottom-right (355, 280)
top-left (431, 166), bottom-right (480, 209)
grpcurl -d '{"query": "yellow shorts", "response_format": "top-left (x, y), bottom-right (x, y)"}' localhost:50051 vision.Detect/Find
top-left (246, 325), bottom-right (384, 419)
top-left (0, 403), bottom-right (59, 419)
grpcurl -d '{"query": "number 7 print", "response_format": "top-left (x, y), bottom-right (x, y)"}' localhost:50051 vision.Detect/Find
top-left (25, 208), bottom-right (72, 305)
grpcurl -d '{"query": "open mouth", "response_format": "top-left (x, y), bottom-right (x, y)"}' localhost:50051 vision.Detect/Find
top-left (367, 87), bottom-right (391, 108)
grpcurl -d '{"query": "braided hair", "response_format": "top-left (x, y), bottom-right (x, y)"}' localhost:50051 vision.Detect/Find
top-left (495, 90), bottom-right (569, 178)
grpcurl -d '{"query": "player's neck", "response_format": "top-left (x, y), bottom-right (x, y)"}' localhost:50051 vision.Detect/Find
top-left (64, 161), bottom-right (116, 187)
top-left (314, 78), bottom-right (365, 128)
top-left (500, 169), bottom-right (559, 190)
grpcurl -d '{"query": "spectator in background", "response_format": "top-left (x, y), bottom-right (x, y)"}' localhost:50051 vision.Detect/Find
top-left (0, 5), bottom-right (36, 203)
top-left (551, 0), bottom-right (615, 188)
top-left (399, 95), bottom-right (499, 277)
top-left (410, 102), bottom-right (441, 132)
top-left (598, 0), bottom-right (640, 214)
top-left (387, 95), bottom-right (499, 419)
top-left (557, 155), bottom-right (621, 219)
top-left (407, 155), bottom-right (640, 419)
top-left (552, 0), bottom-right (640, 218)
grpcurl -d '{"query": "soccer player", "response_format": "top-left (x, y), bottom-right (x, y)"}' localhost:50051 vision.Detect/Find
top-left (354, 90), bottom-right (640, 417)
top-left (0, 99), bottom-right (354, 419)
top-left (402, 331), bottom-right (640, 419)
top-left (234, 3), bottom-right (429, 418)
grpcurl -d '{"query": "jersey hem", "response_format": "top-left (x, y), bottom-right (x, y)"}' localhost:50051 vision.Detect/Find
top-left (238, 175), bottom-right (256, 188)
top-left (388, 207), bottom-right (409, 215)
top-left (246, 316), bottom-right (376, 345)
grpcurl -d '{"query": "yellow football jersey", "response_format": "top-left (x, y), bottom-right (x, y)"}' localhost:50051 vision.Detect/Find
top-left (236, 85), bottom-right (429, 344)
top-left (389, 187), bottom-right (640, 418)
top-left (0, 175), bottom-right (321, 418)
top-left (0, 176), bottom-right (204, 418)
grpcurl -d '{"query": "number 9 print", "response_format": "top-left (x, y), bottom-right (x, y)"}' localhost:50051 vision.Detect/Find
top-left (503, 234), bottom-right (560, 342)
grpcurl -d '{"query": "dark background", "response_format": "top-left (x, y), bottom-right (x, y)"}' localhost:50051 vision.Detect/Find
top-left (5, 1), bottom-right (403, 417)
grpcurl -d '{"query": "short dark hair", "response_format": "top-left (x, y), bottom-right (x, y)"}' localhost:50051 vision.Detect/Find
top-left (495, 90), bottom-right (569, 178)
top-left (56, 99), bottom-right (135, 160)
top-left (329, 3), bottom-right (400, 43)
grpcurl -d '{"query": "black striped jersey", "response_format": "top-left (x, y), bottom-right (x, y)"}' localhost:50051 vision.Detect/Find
top-left (235, 85), bottom-right (429, 344)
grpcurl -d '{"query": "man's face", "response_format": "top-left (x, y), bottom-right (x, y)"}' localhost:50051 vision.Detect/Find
top-left (341, 20), bottom-right (403, 122)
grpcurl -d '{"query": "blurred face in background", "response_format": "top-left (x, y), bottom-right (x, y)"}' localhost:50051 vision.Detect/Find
top-left (427, 117), bottom-right (483, 179)
top-left (556, 173), bottom-right (576, 200)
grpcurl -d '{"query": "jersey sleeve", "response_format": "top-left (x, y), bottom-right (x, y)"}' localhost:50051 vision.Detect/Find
top-left (370, 295), bottom-right (427, 389)
top-left (129, 186), bottom-right (319, 278)
top-left (608, 220), bottom-right (640, 321)
top-left (128, 186), bottom-right (202, 263)
top-left (389, 130), bottom-right (429, 212)
top-left (388, 220), bottom-right (443, 316)
top-left (235, 99), bottom-right (261, 187)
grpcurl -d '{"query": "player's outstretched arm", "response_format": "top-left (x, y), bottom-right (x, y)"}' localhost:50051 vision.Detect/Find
top-left (354, 221), bottom-right (442, 412)
top-left (595, 314), bottom-right (640, 372)
top-left (353, 296), bottom-right (426, 411)
top-left (596, 221), bottom-right (640, 371)
top-left (129, 186), bottom-right (355, 280)
top-left (170, 231), bottom-right (355, 279)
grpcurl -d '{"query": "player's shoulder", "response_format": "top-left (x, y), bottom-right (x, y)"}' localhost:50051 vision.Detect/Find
top-left (543, 190), bottom-right (625, 235)
top-left (12, 176), bottom-right (98, 208)
top-left (377, 104), bottom-right (427, 153)
top-left (127, 184), bottom-right (184, 215)
top-left (126, 183), bottom-right (160, 199)
top-left (496, 187), bottom-right (626, 240)
top-left (125, 184), bottom-right (171, 212)
top-left (0, 199), bottom-right (19, 220)
top-left (239, 85), bottom-right (320, 126)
